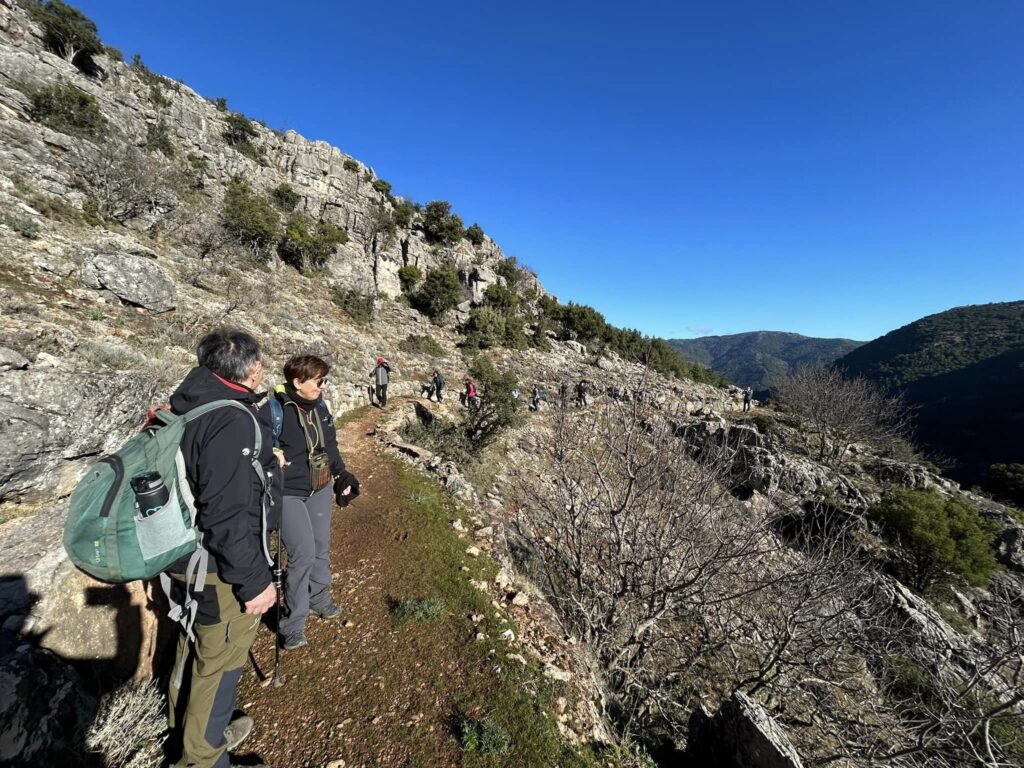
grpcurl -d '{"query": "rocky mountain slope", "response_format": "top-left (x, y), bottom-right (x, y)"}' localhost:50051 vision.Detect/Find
top-left (669, 331), bottom-right (863, 392)
top-left (836, 301), bottom-right (1024, 485)
top-left (1, 2), bottom-right (1022, 767)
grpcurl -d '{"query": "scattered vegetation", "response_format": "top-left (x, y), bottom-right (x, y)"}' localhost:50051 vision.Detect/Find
top-left (85, 679), bottom-right (165, 768)
top-left (220, 178), bottom-right (281, 256)
top-left (987, 463), bottom-right (1024, 508)
top-left (465, 222), bottom-right (485, 246)
top-left (392, 199), bottom-right (417, 229)
top-left (332, 287), bottom-right (375, 325)
top-left (398, 333), bottom-right (445, 357)
top-left (371, 178), bottom-right (393, 198)
top-left (79, 141), bottom-right (179, 224)
top-left (28, 82), bottom-right (106, 139)
top-left (1, 211), bottom-right (41, 239)
top-left (144, 119), bottom-right (174, 157)
top-left (25, 0), bottom-right (102, 71)
top-left (271, 183), bottom-right (300, 212)
top-left (222, 113), bottom-right (265, 164)
top-left (869, 488), bottom-right (1002, 591)
top-left (212, 96), bottom-right (228, 112)
top-left (422, 200), bottom-right (465, 246)
top-left (342, 158), bottom-right (359, 172)
top-left (459, 715), bottom-right (511, 756)
top-left (397, 264), bottom-right (422, 293)
top-left (389, 596), bottom-right (444, 622)
top-left (278, 213), bottom-right (348, 272)
top-left (412, 266), bottom-right (462, 321)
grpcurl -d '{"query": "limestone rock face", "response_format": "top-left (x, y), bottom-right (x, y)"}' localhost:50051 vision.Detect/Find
top-left (0, 346), bottom-right (28, 371)
top-left (79, 250), bottom-right (177, 312)
top-left (0, 370), bottom-right (152, 503)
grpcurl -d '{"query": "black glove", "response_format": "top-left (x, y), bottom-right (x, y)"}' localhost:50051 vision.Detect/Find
top-left (334, 470), bottom-right (361, 507)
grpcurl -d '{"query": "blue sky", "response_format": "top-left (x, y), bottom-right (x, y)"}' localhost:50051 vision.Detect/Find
top-left (77, 1), bottom-right (1023, 342)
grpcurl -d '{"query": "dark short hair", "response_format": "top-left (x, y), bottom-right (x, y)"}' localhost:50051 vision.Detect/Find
top-left (197, 328), bottom-right (261, 383)
top-left (284, 355), bottom-right (330, 384)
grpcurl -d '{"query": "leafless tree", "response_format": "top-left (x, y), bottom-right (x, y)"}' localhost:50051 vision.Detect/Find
top-left (775, 366), bottom-right (912, 465)
top-left (348, 201), bottom-right (395, 291)
top-left (76, 141), bottom-right (180, 224)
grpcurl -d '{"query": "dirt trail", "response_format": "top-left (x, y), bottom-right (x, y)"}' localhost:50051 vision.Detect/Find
top-left (236, 405), bottom-right (493, 768)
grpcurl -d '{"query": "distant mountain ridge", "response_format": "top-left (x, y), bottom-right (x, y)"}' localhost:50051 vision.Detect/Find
top-left (836, 300), bottom-right (1024, 486)
top-left (669, 331), bottom-right (864, 391)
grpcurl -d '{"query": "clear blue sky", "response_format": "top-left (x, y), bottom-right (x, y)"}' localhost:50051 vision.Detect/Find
top-left (77, 0), bottom-right (1023, 342)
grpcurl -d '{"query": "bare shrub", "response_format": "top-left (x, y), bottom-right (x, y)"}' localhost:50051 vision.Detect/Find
top-left (775, 366), bottom-right (912, 465)
top-left (85, 679), bottom-right (165, 768)
top-left (76, 141), bottom-right (180, 224)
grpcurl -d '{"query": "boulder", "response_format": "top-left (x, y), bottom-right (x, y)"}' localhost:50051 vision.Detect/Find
top-left (80, 251), bottom-right (176, 312)
top-left (0, 346), bottom-right (28, 371)
top-left (688, 691), bottom-right (804, 768)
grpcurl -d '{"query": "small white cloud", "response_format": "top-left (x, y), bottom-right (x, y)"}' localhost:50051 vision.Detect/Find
top-left (685, 325), bottom-right (713, 335)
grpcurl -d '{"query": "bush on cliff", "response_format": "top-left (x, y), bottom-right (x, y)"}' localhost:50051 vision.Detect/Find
top-left (29, 82), bottom-right (106, 139)
top-left (412, 266), bottom-right (462, 320)
top-left (422, 200), bottom-right (464, 246)
top-left (26, 0), bottom-right (103, 70)
top-left (869, 488), bottom-right (1001, 591)
top-left (278, 213), bottom-right (348, 273)
top-left (221, 179), bottom-right (280, 256)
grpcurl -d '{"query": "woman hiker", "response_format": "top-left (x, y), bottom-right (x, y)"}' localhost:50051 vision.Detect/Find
top-left (272, 355), bottom-right (350, 650)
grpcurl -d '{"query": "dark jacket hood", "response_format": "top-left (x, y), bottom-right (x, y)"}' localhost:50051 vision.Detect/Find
top-left (170, 366), bottom-right (260, 414)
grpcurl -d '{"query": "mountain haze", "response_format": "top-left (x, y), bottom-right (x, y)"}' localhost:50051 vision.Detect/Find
top-left (669, 331), bottom-right (864, 391)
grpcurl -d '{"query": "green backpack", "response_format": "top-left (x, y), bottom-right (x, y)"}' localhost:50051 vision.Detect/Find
top-left (64, 399), bottom-right (271, 640)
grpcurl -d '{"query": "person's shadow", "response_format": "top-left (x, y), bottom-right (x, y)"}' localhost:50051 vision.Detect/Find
top-left (0, 573), bottom-right (157, 768)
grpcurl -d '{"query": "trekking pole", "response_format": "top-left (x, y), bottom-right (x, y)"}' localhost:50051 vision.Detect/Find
top-left (272, 526), bottom-right (284, 688)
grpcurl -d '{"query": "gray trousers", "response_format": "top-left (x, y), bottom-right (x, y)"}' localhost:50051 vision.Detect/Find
top-left (280, 485), bottom-right (334, 636)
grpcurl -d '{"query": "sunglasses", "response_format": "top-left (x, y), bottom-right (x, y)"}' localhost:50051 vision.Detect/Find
top-left (316, 377), bottom-right (327, 387)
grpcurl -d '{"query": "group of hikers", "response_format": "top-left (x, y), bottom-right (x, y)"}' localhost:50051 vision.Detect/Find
top-left (96, 327), bottom-right (757, 768)
top-left (153, 329), bottom-right (363, 768)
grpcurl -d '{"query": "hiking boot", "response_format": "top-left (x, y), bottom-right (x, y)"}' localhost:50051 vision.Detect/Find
top-left (281, 632), bottom-right (307, 651)
top-left (311, 601), bottom-right (341, 620)
top-left (223, 715), bottom-right (253, 752)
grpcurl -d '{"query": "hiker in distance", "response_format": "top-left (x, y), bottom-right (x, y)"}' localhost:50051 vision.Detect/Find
top-left (270, 355), bottom-right (357, 651)
top-left (431, 369), bottom-right (445, 402)
top-left (167, 329), bottom-right (280, 768)
top-left (369, 356), bottom-right (391, 408)
top-left (743, 386), bottom-right (753, 412)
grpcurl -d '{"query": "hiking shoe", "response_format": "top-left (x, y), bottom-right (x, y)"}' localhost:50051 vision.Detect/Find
top-left (223, 715), bottom-right (253, 752)
top-left (311, 602), bottom-right (341, 620)
top-left (281, 632), bottom-right (307, 651)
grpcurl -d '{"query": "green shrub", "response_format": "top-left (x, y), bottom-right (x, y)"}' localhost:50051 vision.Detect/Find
top-left (561, 302), bottom-right (606, 341)
top-left (183, 153), bottom-right (208, 189)
top-left (463, 356), bottom-right (523, 449)
top-left (869, 488), bottom-right (1002, 591)
top-left (484, 283), bottom-right (520, 311)
top-left (462, 306), bottom-right (506, 350)
top-left (389, 597), bottom-right (444, 622)
top-left (422, 200), bottom-right (464, 246)
top-left (212, 96), bottom-right (228, 112)
top-left (412, 266), bottom-right (462, 320)
top-left (221, 178), bottom-right (281, 256)
top-left (1, 211), bottom-right (40, 239)
top-left (465, 222), bottom-right (485, 246)
top-left (371, 178), bottom-right (392, 197)
top-left (27, 0), bottom-right (102, 67)
top-left (398, 334), bottom-right (445, 356)
top-left (460, 715), bottom-right (511, 755)
top-left (392, 200), bottom-right (417, 229)
top-left (222, 113), bottom-right (264, 164)
top-left (29, 82), bottom-right (106, 139)
top-left (271, 183), bottom-right (301, 212)
top-left (144, 120), bottom-right (174, 157)
top-left (343, 158), bottom-right (359, 172)
top-left (496, 256), bottom-right (526, 289)
top-left (332, 287), bottom-right (375, 325)
top-left (148, 83), bottom-right (172, 108)
top-left (104, 46), bottom-right (123, 62)
top-left (397, 264), bottom-right (422, 293)
top-left (988, 463), bottom-right (1024, 509)
top-left (278, 213), bottom-right (347, 272)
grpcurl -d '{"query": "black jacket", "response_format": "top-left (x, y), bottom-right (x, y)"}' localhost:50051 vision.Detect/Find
top-left (168, 366), bottom-right (279, 603)
top-left (274, 387), bottom-right (346, 497)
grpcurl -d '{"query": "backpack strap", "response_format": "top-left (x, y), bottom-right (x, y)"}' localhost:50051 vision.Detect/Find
top-left (269, 397), bottom-right (284, 448)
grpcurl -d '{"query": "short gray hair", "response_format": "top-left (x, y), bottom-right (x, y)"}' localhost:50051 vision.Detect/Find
top-left (196, 328), bottom-right (262, 383)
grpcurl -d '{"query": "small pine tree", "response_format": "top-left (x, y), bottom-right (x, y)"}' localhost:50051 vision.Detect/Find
top-left (465, 222), bottom-right (485, 246)
top-left (422, 200), bottom-right (465, 246)
top-left (869, 489), bottom-right (1001, 591)
top-left (412, 266), bottom-right (462, 320)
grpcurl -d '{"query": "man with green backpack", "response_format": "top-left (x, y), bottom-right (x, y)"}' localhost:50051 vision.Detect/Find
top-left (65, 328), bottom-right (280, 768)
